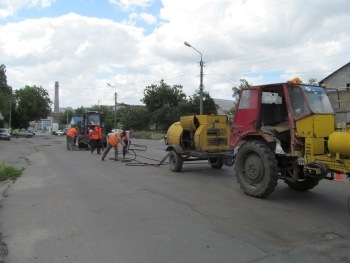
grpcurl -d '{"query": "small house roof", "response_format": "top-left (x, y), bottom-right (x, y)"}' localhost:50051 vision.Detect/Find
top-left (319, 62), bottom-right (350, 84)
top-left (71, 116), bottom-right (82, 124)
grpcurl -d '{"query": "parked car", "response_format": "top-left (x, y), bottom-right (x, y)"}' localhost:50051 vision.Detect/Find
top-left (16, 130), bottom-right (34, 138)
top-left (0, 128), bottom-right (11, 141)
top-left (56, 130), bottom-right (65, 136)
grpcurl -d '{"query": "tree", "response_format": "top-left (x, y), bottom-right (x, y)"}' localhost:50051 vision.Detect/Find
top-left (0, 64), bottom-right (7, 88)
top-left (141, 80), bottom-right (187, 130)
top-left (232, 79), bottom-right (252, 102)
top-left (74, 106), bottom-right (85, 118)
top-left (141, 80), bottom-right (187, 112)
top-left (188, 90), bottom-right (217, 115)
top-left (15, 85), bottom-right (52, 128)
top-left (119, 107), bottom-right (151, 131)
top-left (58, 108), bottom-right (75, 127)
top-left (0, 64), bottom-right (13, 128)
top-left (151, 104), bottom-right (182, 131)
top-left (307, 78), bottom-right (318, 85)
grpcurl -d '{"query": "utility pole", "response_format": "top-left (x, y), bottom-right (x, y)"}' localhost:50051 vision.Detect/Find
top-left (199, 58), bottom-right (204, 115)
top-left (114, 91), bottom-right (117, 129)
top-left (184, 41), bottom-right (204, 115)
top-left (107, 83), bottom-right (117, 129)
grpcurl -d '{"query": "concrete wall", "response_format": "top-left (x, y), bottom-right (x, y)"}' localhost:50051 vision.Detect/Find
top-left (327, 89), bottom-right (350, 123)
top-left (321, 63), bottom-right (350, 123)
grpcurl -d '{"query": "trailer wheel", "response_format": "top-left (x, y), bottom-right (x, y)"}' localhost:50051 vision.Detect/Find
top-left (285, 177), bottom-right (319, 191)
top-left (285, 162), bottom-right (326, 191)
top-left (210, 158), bottom-right (224, 169)
top-left (235, 141), bottom-right (278, 198)
top-left (169, 150), bottom-right (183, 172)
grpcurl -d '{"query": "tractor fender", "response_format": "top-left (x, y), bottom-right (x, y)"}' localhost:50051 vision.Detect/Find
top-left (237, 133), bottom-right (278, 153)
top-left (166, 144), bottom-right (185, 154)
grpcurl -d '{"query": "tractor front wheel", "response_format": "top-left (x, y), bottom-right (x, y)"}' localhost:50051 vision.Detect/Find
top-left (235, 141), bottom-right (279, 198)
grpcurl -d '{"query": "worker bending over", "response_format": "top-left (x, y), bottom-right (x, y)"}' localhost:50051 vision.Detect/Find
top-left (66, 126), bottom-right (78, 150)
top-left (101, 131), bottom-right (127, 161)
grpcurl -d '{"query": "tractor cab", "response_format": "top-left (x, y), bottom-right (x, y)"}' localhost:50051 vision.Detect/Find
top-left (230, 80), bottom-right (334, 155)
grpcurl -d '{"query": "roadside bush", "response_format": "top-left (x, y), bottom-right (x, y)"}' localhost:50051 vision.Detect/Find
top-left (132, 131), bottom-right (165, 140)
top-left (0, 163), bottom-right (23, 181)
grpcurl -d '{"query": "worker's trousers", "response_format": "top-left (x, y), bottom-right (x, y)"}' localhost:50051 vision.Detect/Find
top-left (101, 143), bottom-right (119, 160)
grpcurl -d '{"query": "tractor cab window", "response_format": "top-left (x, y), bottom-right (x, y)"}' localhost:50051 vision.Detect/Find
top-left (238, 89), bottom-right (257, 109)
top-left (87, 114), bottom-right (101, 125)
top-left (261, 92), bottom-right (282, 104)
top-left (289, 86), bottom-right (311, 118)
top-left (260, 92), bottom-right (288, 126)
top-left (302, 86), bottom-right (334, 114)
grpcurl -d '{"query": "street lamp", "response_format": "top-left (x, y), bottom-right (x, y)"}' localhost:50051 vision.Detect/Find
top-left (107, 83), bottom-right (117, 129)
top-left (184, 41), bottom-right (204, 115)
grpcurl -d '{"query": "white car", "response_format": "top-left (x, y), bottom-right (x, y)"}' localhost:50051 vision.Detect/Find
top-left (107, 129), bottom-right (123, 138)
top-left (56, 130), bottom-right (65, 136)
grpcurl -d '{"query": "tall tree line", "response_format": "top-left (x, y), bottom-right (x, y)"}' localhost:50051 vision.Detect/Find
top-left (0, 64), bottom-right (52, 129)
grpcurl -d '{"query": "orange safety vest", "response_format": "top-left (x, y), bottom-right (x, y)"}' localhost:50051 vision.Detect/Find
top-left (97, 126), bottom-right (102, 139)
top-left (91, 126), bottom-right (101, 140)
top-left (108, 131), bottom-right (125, 147)
top-left (66, 127), bottom-right (77, 138)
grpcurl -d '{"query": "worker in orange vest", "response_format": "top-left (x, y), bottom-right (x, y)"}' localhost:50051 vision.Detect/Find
top-left (90, 125), bottom-right (102, 154)
top-left (66, 126), bottom-right (78, 150)
top-left (124, 129), bottom-right (132, 151)
top-left (101, 131), bottom-right (127, 161)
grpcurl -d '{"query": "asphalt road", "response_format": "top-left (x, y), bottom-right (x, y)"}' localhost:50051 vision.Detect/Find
top-left (0, 134), bottom-right (349, 263)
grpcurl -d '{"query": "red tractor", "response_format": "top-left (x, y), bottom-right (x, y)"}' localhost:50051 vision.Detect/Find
top-left (78, 111), bottom-right (107, 149)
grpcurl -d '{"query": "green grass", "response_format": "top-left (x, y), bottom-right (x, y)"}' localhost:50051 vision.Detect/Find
top-left (132, 131), bottom-right (166, 140)
top-left (0, 163), bottom-right (23, 181)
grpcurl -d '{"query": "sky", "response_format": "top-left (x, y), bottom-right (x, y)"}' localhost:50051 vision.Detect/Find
top-left (0, 0), bottom-right (350, 109)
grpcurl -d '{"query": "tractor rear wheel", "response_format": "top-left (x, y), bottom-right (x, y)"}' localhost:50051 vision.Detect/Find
top-left (235, 141), bottom-right (279, 198)
top-left (169, 150), bottom-right (183, 172)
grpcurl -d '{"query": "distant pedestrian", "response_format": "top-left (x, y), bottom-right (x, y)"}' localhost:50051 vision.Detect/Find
top-left (66, 126), bottom-right (78, 150)
top-left (101, 131), bottom-right (127, 161)
top-left (125, 129), bottom-right (133, 150)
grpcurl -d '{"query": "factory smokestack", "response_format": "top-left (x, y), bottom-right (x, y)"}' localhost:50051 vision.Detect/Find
top-left (54, 81), bottom-right (59, 113)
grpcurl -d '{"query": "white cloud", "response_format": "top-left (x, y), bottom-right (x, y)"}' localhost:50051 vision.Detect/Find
top-left (0, 0), bottom-right (55, 19)
top-left (108, 0), bottom-right (153, 11)
top-left (129, 12), bottom-right (156, 25)
top-left (0, 0), bottom-right (350, 109)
